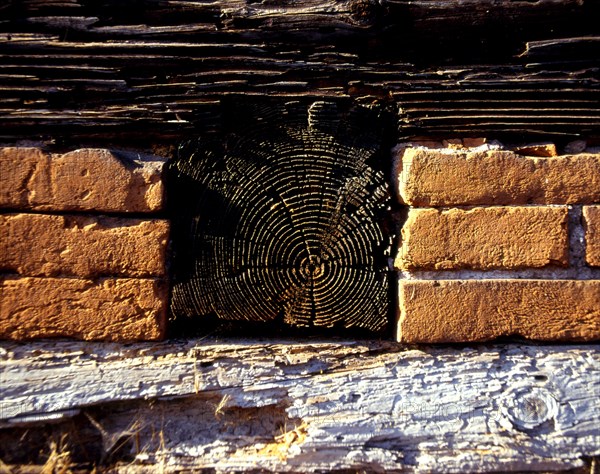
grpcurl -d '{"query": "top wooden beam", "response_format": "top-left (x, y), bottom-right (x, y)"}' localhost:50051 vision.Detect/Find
top-left (2, 1), bottom-right (595, 55)
top-left (0, 0), bottom-right (598, 144)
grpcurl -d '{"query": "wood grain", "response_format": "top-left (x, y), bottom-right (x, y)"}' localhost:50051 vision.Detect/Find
top-left (168, 102), bottom-right (390, 332)
top-left (0, 0), bottom-right (598, 145)
top-left (0, 339), bottom-right (598, 472)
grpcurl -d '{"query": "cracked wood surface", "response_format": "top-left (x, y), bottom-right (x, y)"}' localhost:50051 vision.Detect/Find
top-left (168, 102), bottom-right (391, 332)
top-left (0, 0), bottom-right (598, 146)
top-left (0, 339), bottom-right (598, 472)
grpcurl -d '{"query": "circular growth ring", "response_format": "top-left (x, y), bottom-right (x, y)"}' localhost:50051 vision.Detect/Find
top-left (169, 101), bottom-right (391, 333)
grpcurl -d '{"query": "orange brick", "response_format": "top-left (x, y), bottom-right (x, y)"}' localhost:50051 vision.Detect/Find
top-left (584, 206), bottom-right (600, 267)
top-left (398, 279), bottom-right (600, 343)
top-left (397, 206), bottom-right (568, 270)
top-left (513, 142), bottom-right (557, 157)
top-left (0, 148), bottom-right (165, 212)
top-left (0, 213), bottom-right (169, 278)
top-left (396, 148), bottom-right (600, 206)
top-left (0, 276), bottom-right (167, 341)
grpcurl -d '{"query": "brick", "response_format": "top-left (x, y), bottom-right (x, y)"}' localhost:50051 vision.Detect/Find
top-left (398, 279), bottom-right (600, 343)
top-left (0, 148), bottom-right (165, 213)
top-left (0, 276), bottom-right (167, 341)
top-left (396, 148), bottom-right (600, 206)
top-left (0, 213), bottom-right (169, 278)
top-left (397, 206), bottom-right (568, 270)
top-left (513, 142), bottom-right (557, 157)
top-left (584, 206), bottom-right (600, 267)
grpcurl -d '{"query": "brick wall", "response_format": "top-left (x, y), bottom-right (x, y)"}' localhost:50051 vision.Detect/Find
top-left (1, 142), bottom-right (599, 342)
top-left (394, 142), bottom-right (600, 343)
top-left (0, 148), bottom-right (169, 341)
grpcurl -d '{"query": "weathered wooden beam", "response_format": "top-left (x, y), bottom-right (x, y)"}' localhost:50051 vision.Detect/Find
top-left (1, 339), bottom-right (598, 472)
top-left (2, 0), bottom-right (596, 46)
top-left (0, 1), bottom-right (598, 144)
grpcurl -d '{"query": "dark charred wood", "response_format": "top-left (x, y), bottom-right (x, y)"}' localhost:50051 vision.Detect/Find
top-left (167, 101), bottom-right (391, 333)
top-left (0, 0), bottom-right (598, 145)
top-left (1, 1), bottom-right (596, 61)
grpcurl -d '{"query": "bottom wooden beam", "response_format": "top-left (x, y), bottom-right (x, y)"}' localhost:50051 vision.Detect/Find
top-left (0, 339), bottom-right (598, 472)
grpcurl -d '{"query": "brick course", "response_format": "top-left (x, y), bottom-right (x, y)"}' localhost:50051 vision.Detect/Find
top-left (0, 213), bottom-right (169, 278)
top-left (396, 148), bottom-right (600, 206)
top-left (0, 276), bottom-right (167, 341)
top-left (398, 279), bottom-right (600, 343)
top-left (397, 206), bottom-right (568, 270)
top-left (0, 148), bottom-right (165, 213)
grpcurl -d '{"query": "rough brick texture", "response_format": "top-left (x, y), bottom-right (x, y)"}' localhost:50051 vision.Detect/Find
top-left (397, 206), bottom-right (569, 270)
top-left (0, 276), bottom-right (167, 341)
top-left (0, 213), bottom-right (169, 278)
top-left (0, 148), bottom-right (165, 213)
top-left (398, 280), bottom-right (600, 343)
top-left (396, 148), bottom-right (600, 206)
top-left (584, 206), bottom-right (600, 267)
top-left (513, 142), bottom-right (557, 157)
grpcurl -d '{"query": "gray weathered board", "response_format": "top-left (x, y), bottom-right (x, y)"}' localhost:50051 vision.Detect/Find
top-left (0, 339), bottom-right (598, 472)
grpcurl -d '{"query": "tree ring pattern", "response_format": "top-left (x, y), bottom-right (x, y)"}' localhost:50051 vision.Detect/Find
top-left (169, 102), bottom-right (390, 332)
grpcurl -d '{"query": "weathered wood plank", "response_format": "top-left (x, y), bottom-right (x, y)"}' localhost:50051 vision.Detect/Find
top-left (0, 0), bottom-right (598, 144)
top-left (1, 339), bottom-right (598, 472)
top-left (2, 0), bottom-right (595, 46)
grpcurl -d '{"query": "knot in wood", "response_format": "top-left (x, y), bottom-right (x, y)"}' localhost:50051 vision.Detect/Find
top-left (350, 0), bottom-right (382, 26)
top-left (500, 386), bottom-right (558, 432)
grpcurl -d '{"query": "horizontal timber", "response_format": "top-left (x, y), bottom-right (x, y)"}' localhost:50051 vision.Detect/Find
top-left (0, 339), bottom-right (598, 472)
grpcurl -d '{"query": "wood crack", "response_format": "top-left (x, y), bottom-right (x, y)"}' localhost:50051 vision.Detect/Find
top-left (0, 340), bottom-right (598, 472)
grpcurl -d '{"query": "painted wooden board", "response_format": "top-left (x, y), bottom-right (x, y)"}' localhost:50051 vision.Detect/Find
top-left (0, 339), bottom-right (598, 472)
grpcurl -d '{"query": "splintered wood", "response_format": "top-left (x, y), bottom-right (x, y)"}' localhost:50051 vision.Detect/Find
top-left (0, 1), bottom-right (598, 144)
top-left (168, 102), bottom-right (390, 331)
top-left (0, 340), bottom-right (598, 472)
